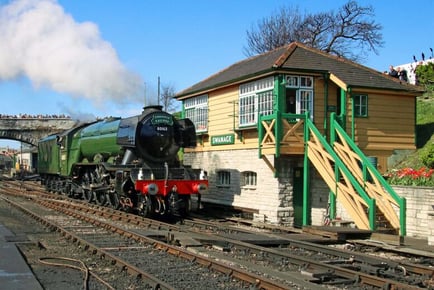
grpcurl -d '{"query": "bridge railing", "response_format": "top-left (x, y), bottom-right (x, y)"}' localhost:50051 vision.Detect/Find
top-left (0, 114), bottom-right (72, 119)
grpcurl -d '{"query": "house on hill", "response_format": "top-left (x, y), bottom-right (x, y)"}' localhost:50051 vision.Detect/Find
top-left (175, 42), bottom-right (424, 234)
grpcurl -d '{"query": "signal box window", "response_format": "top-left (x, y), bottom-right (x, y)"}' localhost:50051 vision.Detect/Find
top-left (184, 94), bottom-right (208, 133)
top-left (239, 77), bottom-right (274, 127)
top-left (284, 75), bottom-right (314, 120)
top-left (354, 95), bottom-right (368, 117)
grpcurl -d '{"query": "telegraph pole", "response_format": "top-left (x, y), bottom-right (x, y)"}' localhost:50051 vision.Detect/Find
top-left (144, 82), bottom-right (146, 107)
top-left (157, 76), bottom-right (160, 106)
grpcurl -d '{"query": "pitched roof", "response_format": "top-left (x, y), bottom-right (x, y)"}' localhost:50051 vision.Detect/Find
top-left (176, 42), bottom-right (424, 98)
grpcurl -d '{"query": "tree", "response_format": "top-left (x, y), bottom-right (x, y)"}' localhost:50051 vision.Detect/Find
top-left (243, 1), bottom-right (383, 62)
top-left (415, 62), bottom-right (434, 94)
top-left (244, 7), bottom-right (303, 56)
top-left (158, 83), bottom-right (179, 113)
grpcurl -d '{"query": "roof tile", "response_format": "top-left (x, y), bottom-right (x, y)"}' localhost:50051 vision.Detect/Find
top-left (176, 42), bottom-right (423, 98)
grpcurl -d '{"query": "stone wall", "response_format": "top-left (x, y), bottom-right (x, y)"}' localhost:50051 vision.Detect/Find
top-left (393, 186), bottom-right (434, 240)
top-left (298, 176), bottom-right (434, 242)
top-left (309, 170), bottom-right (331, 225)
top-left (184, 150), bottom-right (289, 224)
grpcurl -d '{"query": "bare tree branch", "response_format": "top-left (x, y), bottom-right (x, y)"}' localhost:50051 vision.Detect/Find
top-left (159, 83), bottom-right (179, 113)
top-left (243, 6), bottom-right (302, 56)
top-left (243, 1), bottom-right (383, 62)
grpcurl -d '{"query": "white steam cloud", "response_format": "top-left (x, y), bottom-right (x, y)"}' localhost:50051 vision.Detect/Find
top-left (0, 0), bottom-right (143, 107)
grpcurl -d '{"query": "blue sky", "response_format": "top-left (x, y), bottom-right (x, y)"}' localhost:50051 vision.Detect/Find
top-left (1, 0), bottom-right (433, 148)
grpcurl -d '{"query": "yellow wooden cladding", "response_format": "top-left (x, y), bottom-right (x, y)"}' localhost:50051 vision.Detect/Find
top-left (208, 87), bottom-right (237, 136)
top-left (346, 93), bottom-right (416, 155)
top-left (187, 75), bottom-right (416, 168)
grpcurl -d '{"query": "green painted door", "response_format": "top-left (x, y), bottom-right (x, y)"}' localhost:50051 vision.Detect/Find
top-left (293, 167), bottom-right (304, 227)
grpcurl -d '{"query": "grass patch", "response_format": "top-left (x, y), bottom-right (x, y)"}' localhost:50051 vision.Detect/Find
top-left (395, 94), bottom-right (434, 169)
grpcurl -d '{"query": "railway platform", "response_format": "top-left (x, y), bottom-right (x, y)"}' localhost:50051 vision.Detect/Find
top-left (0, 223), bottom-right (43, 290)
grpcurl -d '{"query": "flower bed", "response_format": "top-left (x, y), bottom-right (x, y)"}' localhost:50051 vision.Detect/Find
top-left (387, 167), bottom-right (434, 186)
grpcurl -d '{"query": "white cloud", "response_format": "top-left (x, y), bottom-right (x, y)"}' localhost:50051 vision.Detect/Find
top-left (0, 0), bottom-right (143, 108)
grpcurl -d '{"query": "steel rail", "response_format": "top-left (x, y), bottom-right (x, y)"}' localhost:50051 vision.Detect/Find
top-left (0, 195), bottom-right (173, 290)
top-left (3, 181), bottom-right (430, 289)
top-left (0, 194), bottom-right (293, 290)
top-left (36, 196), bottom-right (425, 289)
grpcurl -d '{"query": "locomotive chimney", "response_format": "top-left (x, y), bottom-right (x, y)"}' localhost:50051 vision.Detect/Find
top-left (142, 105), bottom-right (163, 114)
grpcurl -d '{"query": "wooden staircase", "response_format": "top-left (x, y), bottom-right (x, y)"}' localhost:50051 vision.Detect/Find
top-left (257, 112), bottom-right (406, 236)
top-left (305, 116), bottom-right (406, 236)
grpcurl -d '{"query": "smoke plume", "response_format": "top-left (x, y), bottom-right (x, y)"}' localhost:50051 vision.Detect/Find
top-left (0, 0), bottom-right (143, 107)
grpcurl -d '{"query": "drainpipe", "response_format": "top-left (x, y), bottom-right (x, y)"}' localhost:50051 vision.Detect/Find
top-left (347, 87), bottom-right (355, 140)
top-left (340, 87), bottom-right (348, 131)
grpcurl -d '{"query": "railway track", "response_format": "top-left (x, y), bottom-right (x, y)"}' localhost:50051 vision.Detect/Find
top-left (1, 179), bottom-right (434, 289)
top-left (0, 180), bottom-right (301, 289)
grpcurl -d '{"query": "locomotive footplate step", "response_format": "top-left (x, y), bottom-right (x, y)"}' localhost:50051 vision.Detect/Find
top-left (0, 224), bottom-right (43, 290)
top-left (302, 225), bottom-right (371, 241)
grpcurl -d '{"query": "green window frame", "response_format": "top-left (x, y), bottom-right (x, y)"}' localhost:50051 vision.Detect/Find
top-left (354, 94), bottom-right (368, 117)
top-left (284, 75), bottom-right (314, 120)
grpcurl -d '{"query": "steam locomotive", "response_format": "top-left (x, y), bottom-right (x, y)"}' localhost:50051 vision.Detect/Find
top-left (38, 106), bottom-right (208, 218)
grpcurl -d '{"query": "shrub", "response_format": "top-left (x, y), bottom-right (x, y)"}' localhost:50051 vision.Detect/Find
top-left (415, 62), bottom-right (434, 94)
top-left (420, 142), bottom-right (434, 168)
top-left (387, 167), bottom-right (434, 187)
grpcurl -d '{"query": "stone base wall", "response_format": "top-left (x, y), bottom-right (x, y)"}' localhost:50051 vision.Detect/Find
top-left (184, 150), bottom-right (298, 225)
top-left (392, 186), bottom-right (434, 239)
top-left (309, 170), bottom-right (332, 226)
top-left (314, 183), bottom-right (434, 239)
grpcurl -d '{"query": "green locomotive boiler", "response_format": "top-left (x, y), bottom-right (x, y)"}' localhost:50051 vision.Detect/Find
top-left (38, 106), bottom-right (208, 217)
